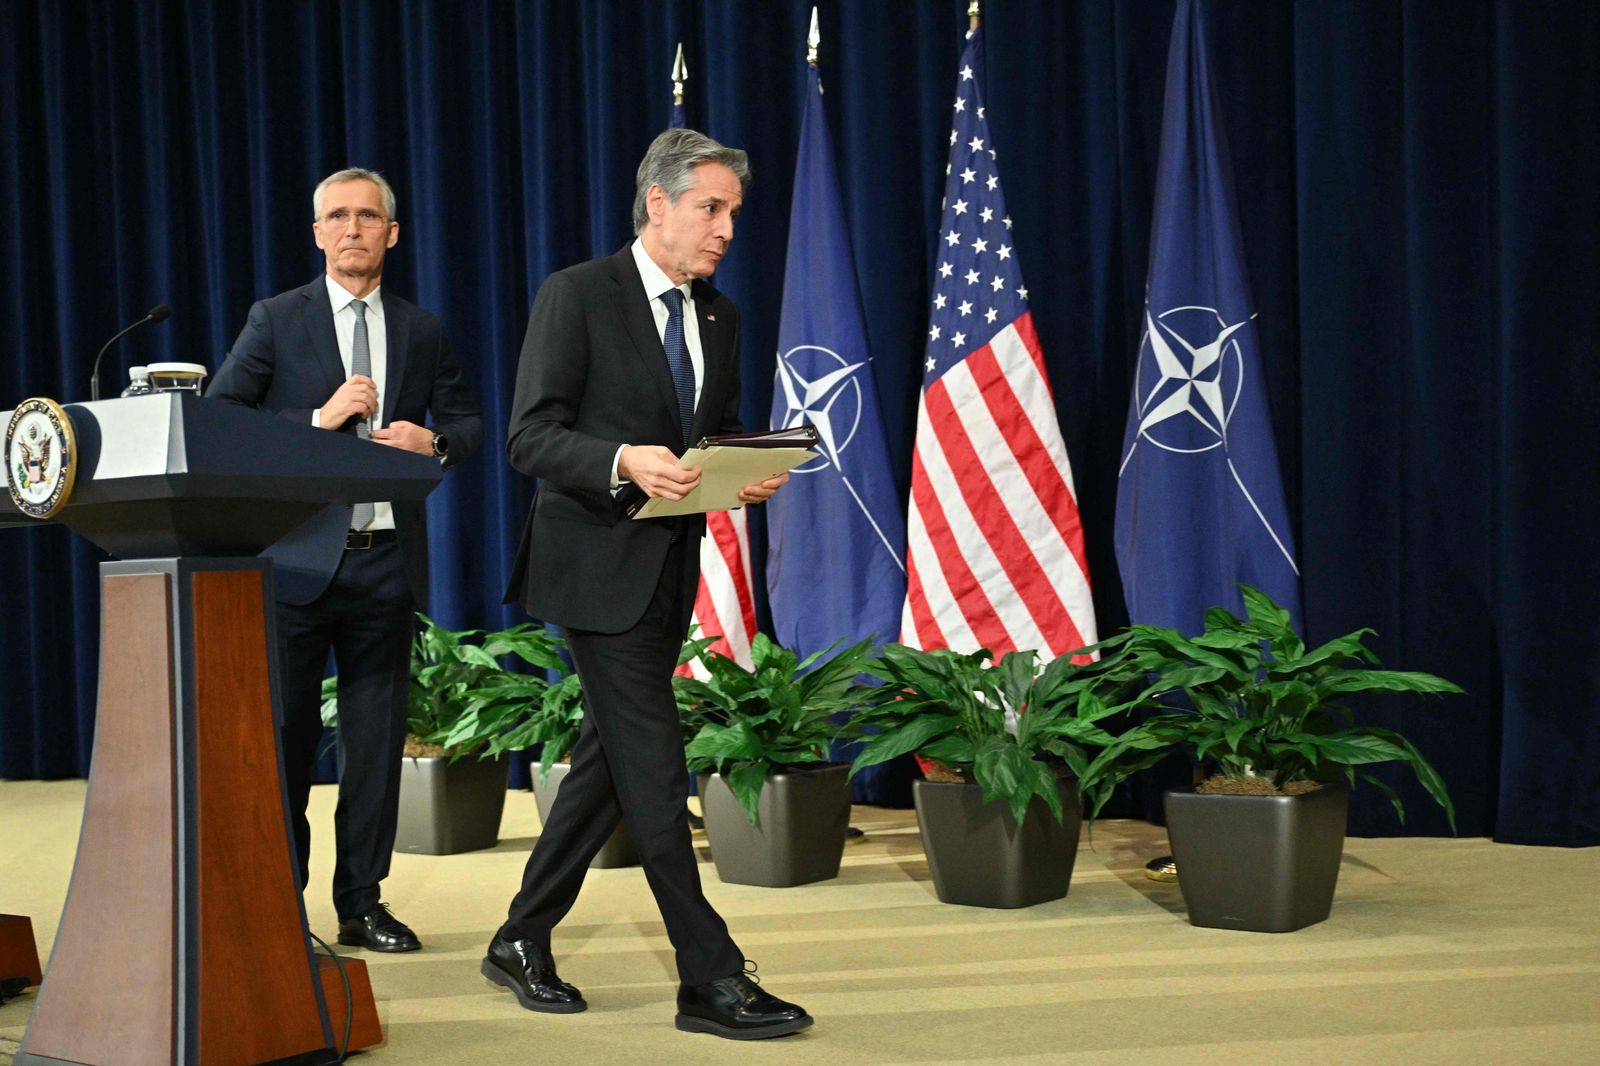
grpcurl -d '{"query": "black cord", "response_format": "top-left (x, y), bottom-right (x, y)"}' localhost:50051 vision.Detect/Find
top-left (309, 931), bottom-right (355, 1064)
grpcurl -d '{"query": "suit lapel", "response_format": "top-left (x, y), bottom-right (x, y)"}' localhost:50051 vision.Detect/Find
top-left (608, 247), bottom-right (683, 442)
top-left (691, 280), bottom-right (727, 444)
top-left (299, 278), bottom-right (347, 399)
top-left (381, 295), bottom-right (410, 427)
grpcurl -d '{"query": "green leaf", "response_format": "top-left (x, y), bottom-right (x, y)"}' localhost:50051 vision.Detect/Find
top-left (847, 714), bottom-right (961, 774)
top-left (727, 763), bottom-right (769, 826)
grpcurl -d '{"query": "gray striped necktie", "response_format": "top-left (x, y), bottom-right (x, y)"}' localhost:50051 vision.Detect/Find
top-left (350, 299), bottom-right (374, 531)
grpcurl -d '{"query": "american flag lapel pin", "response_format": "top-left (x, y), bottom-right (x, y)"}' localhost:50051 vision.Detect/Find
top-left (706, 313), bottom-right (716, 322)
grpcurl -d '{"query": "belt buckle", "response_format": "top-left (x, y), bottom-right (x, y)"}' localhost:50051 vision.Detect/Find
top-left (346, 530), bottom-right (374, 550)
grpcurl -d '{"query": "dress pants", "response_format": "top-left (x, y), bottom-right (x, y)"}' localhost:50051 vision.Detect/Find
top-left (501, 538), bottom-right (744, 986)
top-left (275, 536), bottom-right (415, 921)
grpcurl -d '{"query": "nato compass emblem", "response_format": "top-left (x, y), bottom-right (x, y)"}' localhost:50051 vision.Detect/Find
top-left (5, 397), bottom-right (79, 519)
top-left (774, 345), bottom-right (866, 475)
top-left (1120, 305), bottom-right (1298, 571)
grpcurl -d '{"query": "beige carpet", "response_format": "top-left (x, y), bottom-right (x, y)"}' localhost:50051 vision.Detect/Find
top-left (3, 779), bottom-right (1598, 1065)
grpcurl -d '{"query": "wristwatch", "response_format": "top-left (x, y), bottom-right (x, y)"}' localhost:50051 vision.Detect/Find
top-left (430, 433), bottom-right (449, 460)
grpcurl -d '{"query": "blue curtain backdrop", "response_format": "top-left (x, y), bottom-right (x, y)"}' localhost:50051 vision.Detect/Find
top-left (1, 1), bottom-right (1595, 845)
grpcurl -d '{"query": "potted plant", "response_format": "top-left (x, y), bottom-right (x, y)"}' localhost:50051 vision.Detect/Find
top-left (322, 615), bottom-right (566, 855)
top-left (674, 634), bottom-right (877, 887)
top-left (849, 642), bottom-right (1140, 909)
top-left (1077, 585), bottom-right (1462, 932)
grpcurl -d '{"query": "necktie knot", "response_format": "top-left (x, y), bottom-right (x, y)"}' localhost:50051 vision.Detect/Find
top-left (660, 288), bottom-right (684, 316)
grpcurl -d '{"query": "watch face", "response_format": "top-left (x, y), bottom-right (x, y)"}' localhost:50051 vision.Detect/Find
top-left (432, 434), bottom-right (447, 457)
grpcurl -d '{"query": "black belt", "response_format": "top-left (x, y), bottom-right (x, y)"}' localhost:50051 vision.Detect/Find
top-left (345, 529), bottom-right (398, 550)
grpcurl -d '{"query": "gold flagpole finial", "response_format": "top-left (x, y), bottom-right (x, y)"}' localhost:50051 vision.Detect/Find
top-left (807, 7), bottom-right (820, 66)
top-left (968, 0), bottom-right (981, 32)
top-left (672, 42), bottom-right (687, 106)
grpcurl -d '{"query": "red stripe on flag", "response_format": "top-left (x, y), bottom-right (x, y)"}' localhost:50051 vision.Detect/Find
top-left (966, 342), bottom-right (1094, 592)
top-left (902, 548), bottom-right (945, 650)
top-left (908, 439), bottom-right (1013, 653)
top-left (924, 366), bottom-right (1085, 656)
top-left (707, 511), bottom-right (757, 639)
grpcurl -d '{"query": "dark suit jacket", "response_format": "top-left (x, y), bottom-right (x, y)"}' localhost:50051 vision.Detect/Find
top-left (208, 277), bottom-right (483, 608)
top-left (504, 245), bottom-right (742, 634)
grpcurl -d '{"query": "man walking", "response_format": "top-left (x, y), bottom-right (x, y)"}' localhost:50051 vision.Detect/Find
top-left (493, 129), bottom-right (809, 1040)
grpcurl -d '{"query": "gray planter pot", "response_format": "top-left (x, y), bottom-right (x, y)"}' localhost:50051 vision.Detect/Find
top-left (913, 778), bottom-right (1081, 909)
top-left (530, 760), bottom-right (639, 868)
top-left (696, 764), bottom-right (851, 887)
top-left (394, 753), bottom-right (508, 855)
top-left (1164, 782), bottom-right (1349, 932)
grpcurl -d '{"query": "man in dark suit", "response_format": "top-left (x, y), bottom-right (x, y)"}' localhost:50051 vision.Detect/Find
top-left (491, 129), bottom-right (811, 1040)
top-left (209, 167), bottom-right (483, 953)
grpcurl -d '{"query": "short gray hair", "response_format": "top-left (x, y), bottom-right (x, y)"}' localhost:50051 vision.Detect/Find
top-left (312, 168), bottom-right (397, 221)
top-left (632, 129), bottom-right (750, 234)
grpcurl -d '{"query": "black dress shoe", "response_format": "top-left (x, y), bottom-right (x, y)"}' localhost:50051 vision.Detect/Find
top-left (336, 903), bottom-right (421, 953)
top-left (675, 970), bottom-right (812, 1040)
top-left (481, 934), bottom-right (586, 1014)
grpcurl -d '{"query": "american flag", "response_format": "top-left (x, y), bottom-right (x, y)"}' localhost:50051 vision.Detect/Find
top-left (678, 508), bottom-right (758, 677)
top-left (901, 27), bottom-right (1098, 660)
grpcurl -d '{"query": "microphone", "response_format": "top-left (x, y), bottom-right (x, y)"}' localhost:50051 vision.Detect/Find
top-left (89, 304), bottom-right (172, 400)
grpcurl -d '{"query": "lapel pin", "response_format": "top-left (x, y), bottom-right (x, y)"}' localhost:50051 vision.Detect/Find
top-left (706, 314), bottom-right (716, 322)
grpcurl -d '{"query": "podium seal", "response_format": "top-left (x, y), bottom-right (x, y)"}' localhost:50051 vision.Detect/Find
top-left (5, 397), bottom-right (78, 519)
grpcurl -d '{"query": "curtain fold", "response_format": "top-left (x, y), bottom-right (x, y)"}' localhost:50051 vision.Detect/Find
top-left (2, 0), bottom-right (1594, 844)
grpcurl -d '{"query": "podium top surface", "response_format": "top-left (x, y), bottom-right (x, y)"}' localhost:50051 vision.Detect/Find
top-left (2, 392), bottom-right (444, 555)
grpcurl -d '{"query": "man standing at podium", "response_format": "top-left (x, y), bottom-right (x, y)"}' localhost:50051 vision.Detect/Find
top-left (208, 168), bottom-right (483, 953)
top-left (492, 129), bottom-right (808, 1039)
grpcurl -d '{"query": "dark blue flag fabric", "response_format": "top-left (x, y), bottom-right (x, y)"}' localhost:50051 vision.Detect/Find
top-left (768, 64), bottom-right (906, 657)
top-left (1114, 0), bottom-right (1302, 635)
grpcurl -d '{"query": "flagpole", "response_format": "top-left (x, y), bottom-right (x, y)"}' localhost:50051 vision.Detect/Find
top-left (969, 0), bottom-right (980, 32)
top-left (807, 6), bottom-right (819, 67)
top-left (672, 42), bottom-right (686, 109)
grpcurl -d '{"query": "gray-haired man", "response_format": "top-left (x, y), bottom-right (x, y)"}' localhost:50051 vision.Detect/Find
top-left (489, 129), bottom-right (808, 1039)
top-left (210, 168), bottom-right (483, 954)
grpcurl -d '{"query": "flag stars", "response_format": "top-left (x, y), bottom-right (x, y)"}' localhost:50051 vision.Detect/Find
top-left (954, 97), bottom-right (966, 113)
top-left (1017, 285), bottom-right (1029, 300)
top-left (949, 129), bottom-right (958, 146)
top-left (960, 65), bottom-right (973, 81)
top-left (960, 167), bottom-right (976, 184)
top-left (977, 105), bottom-right (986, 119)
top-left (934, 293), bottom-right (947, 310)
top-left (972, 237), bottom-right (988, 254)
top-left (952, 331), bottom-right (967, 347)
top-left (958, 300), bottom-right (973, 316)
top-left (984, 307), bottom-right (998, 324)
top-left (986, 175), bottom-right (999, 192)
top-left (968, 136), bottom-right (984, 153)
top-left (945, 228), bottom-right (961, 246)
top-left (938, 261), bottom-right (953, 277)
top-left (997, 244), bottom-right (1011, 260)
top-left (980, 206), bottom-right (994, 223)
top-left (965, 268), bottom-right (980, 285)
top-left (990, 275), bottom-right (1005, 291)
top-left (952, 200), bottom-right (968, 216)
top-left (1003, 215), bottom-right (1013, 229)
top-left (929, 324), bottom-right (941, 341)
top-left (926, 356), bottom-right (936, 371)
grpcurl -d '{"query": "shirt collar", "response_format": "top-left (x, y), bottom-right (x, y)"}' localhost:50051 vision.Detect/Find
top-left (325, 274), bottom-right (383, 316)
top-left (630, 238), bottom-right (690, 304)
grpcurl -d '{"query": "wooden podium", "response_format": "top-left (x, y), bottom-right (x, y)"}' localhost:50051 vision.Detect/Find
top-left (2, 393), bottom-right (442, 1066)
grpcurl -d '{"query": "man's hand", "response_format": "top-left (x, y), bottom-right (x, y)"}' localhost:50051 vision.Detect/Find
top-left (620, 445), bottom-right (701, 500)
top-left (372, 420), bottom-right (435, 456)
top-left (737, 472), bottom-right (789, 506)
top-left (318, 375), bottom-right (377, 430)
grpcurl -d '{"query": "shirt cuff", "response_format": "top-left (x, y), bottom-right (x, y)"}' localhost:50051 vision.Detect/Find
top-left (610, 444), bottom-right (628, 492)
top-left (311, 409), bottom-right (320, 429)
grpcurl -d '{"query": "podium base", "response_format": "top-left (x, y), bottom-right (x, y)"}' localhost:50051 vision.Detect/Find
top-left (317, 954), bottom-right (384, 1053)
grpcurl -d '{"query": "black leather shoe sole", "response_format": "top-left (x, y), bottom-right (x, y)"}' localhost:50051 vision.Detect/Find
top-left (674, 1011), bottom-right (813, 1040)
top-left (336, 930), bottom-right (420, 953)
top-left (480, 958), bottom-right (587, 1014)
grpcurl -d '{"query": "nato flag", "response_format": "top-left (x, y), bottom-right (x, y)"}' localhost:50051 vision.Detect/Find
top-left (767, 64), bottom-right (905, 657)
top-left (1115, 0), bottom-right (1301, 635)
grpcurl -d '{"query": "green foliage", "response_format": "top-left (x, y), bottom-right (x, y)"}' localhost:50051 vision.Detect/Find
top-left (849, 640), bottom-right (1146, 827)
top-left (1076, 585), bottom-right (1463, 830)
top-left (321, 614), bottom-right (569, 760)
top-left (674, 633), bottom-right (878, 826)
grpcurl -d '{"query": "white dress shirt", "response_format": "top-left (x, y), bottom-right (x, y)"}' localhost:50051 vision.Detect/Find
top-left (612, 239), bottom-right (707, 487)
top-left (319, 274), bottom-right (394, 530)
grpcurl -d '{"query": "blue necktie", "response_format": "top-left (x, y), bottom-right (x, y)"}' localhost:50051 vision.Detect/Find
top-left (659, 288), bottom-right (695, 444)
